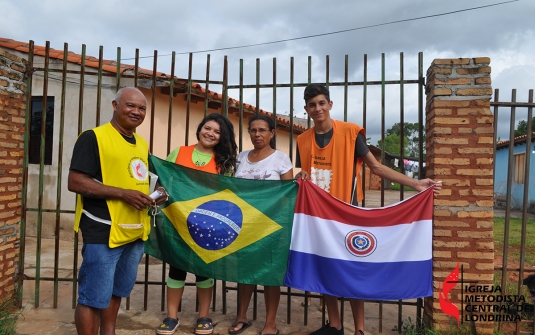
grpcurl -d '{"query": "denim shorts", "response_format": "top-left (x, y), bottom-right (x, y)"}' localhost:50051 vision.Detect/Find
top-left (77, 239), bottom-right (144, 309)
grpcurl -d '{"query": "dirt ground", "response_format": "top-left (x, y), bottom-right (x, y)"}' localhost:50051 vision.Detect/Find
top-left (15, 190), bottom-right (420, 335)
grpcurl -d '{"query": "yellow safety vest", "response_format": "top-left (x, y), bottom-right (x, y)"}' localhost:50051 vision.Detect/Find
top-left (74, 122), bottom-right (150, 248)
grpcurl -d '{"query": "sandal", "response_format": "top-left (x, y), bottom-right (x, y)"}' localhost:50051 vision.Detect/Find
top-left (229, 320), bottom-right (252, 334)
top-left (156, 317), bottom-right (180, 335)
top-left (195, 317), bottom-right (214, 335)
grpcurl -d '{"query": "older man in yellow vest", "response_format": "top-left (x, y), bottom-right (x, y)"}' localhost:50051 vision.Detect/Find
top-left (296, 83), bottom-right (441, 335)
top-left (68, 87), bottom-right (167, 335)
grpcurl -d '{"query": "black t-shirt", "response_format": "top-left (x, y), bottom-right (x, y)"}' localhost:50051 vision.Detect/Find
top-left (295, 130), bottom-right (369, 168)
top-left (69, 130), bottom-right (136, 243)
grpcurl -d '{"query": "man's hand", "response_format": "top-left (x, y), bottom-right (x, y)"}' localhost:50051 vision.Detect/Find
top-left (152, 187), bottom-right (168, 206)
top-left (120, 189), bottom-right (154, 211)
top-left (414, 179), bottom-right (442, 197)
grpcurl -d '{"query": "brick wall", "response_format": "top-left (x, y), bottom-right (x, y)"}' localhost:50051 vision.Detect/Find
top-left (0, 49), bottom-right (26, 301)
top-left (424, 58), bottom-right (494, 333)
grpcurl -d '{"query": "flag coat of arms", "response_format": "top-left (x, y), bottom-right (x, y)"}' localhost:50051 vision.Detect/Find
top-left (283, 179), bottom-right (434, 300)
top-left (146, 155), bottom-right (298, 286)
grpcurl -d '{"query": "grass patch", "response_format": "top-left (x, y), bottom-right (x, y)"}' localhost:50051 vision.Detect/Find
top-left (388, 182), bottom-right (416, 192)
top-left (493, 217), bottom-right (535, 266)
top-left (0, 298), bottom-right (19, 335)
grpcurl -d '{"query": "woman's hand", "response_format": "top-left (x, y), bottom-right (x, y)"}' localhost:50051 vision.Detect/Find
top-left (295, 170), bottom-right (310, 180)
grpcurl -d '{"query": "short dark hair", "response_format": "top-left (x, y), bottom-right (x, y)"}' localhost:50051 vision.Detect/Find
top-left (248, 114), bottom-right (276, 149)
top-left (304, 84), bottom-right (330, 103)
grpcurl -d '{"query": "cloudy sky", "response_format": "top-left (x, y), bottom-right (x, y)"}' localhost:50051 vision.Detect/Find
top-left (1, 0), bottom-right (533, 144)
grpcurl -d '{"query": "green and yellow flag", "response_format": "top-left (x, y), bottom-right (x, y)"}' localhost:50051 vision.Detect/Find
top-left (145, 155), bottom-right (298, 286)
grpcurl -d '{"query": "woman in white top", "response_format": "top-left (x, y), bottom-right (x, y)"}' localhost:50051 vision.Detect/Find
top-left (229, 114), bottom-right (293, 335)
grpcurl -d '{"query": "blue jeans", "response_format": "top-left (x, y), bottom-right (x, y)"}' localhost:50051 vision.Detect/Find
top-left (77, 240), bottom-right (144, 309)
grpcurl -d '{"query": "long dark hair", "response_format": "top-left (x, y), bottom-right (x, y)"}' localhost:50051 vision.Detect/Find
top-left (196, 113), bottom-right (238, 175)
top-left (248, 114), bottom-right (276, 149)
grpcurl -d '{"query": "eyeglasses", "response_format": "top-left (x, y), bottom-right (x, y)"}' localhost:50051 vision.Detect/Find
top-left (248, 128), bottom-right (270, 134)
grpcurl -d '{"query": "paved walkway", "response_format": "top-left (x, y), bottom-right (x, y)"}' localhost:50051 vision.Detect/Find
top-left (14, 190), bottom-right (428, 335)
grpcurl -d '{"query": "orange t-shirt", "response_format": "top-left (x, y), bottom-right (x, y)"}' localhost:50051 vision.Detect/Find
top-left (297, 120), bottom-right (365, 203)
top-left (176, 145), bottom-right (218, 174)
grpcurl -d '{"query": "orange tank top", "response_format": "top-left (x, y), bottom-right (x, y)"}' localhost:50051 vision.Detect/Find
top-left (297, 120), bottom-right (364, 203)
top-left (176, 145), bottom-right (218, 174)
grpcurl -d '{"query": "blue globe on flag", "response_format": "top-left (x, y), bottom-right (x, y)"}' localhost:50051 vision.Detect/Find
top-left (187, 200), bottom-right (243, 250)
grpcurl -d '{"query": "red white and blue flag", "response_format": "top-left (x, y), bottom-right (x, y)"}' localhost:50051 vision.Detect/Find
top-left (283, 179), bottom-right (434, 300)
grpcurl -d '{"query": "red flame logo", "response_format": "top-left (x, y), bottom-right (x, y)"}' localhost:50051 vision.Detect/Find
top-left (439, 262), bottom-right (460, 326)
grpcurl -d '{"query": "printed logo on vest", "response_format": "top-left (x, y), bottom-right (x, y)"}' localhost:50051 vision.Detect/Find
top-left (345, 230), bottom-right (377, 257)
top-left (130, 158), bottom-right (148, 181)
top-left (310, 167), bottom-right (332, 192)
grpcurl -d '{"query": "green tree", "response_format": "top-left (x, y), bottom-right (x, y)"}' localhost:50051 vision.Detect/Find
top-left (514, 118), bottom-right (535, 137)
top-left (377, 134), bottom-right (410, 156)
top-left (384, 122), bottom-right (423, 157)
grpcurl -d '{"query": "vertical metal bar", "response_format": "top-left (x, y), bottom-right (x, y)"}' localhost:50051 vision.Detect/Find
top-left (380, 53), bottom-right (385, 207)
top-left (239, 59), bottom-right (244, 152)
top-left (516, 89), bottom-right (533, 334)
top-left (160, 51), bottom-right (176, 311)
top-left (273, 57), bottom-right (277, 148)
top-left (144, 49), bottom-right (159, 311)
top-left (289, 57), bottom-right (294, 161)
top-left (501, 89), bottom-right (516, 293)
top-left (185, 53), bottom-right (193, 146)
top-left (397, 300), bottom-right (402, 334)
top-left (253, 286), bottom-right (258, 320)
top-left (96, 46), bottom-right (103, 126)
top-left (399, 53), bottom-right (405, 201)
top-left (379, 301), bottom-right (383, 333)
top-left (134, 49), bottom-right (139, 88)
top-left (286, 287), bottom-right (292, 324)
top-left (256, 58), bottom-right (260, 115)
top-left (343, 55), bottom-right (348, 122)
top-left (149, 50), bottom-right (158, 152)
top-left (418, 52), bottom-right (424, 177)
top-left (115, 47), bottom-right (121, 91)
top-left (361, 54), bottom-right (368, 207)
top-left (303, 291), bottom-right (309, 326)
top-left (18, 40), bottom-right (34, 307)
top-left (493, 89), bottom-right (499, 204)
top-left (223, 56), bottom-right (228, 117)
top-left (35, 41), bottom-right (51, 307)
top-left (73, 43), bottom-right (86, 309)
top-left (53, 43), bottom-right (69, 308)
top-left (204, 54), bottom-right (211, 117)
top-left (307, 56), bottom-right (312, 129)
top-left (166, 52), bottom-right (176, 156)
top-left (222, 280), bottom-right (227, 314)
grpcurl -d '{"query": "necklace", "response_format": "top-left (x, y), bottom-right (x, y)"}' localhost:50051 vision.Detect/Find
top-left (193, 149), bottom-right (208, 166)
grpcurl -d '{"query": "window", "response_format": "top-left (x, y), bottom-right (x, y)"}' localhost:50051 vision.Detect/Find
top-left (513, 152), bottom-right (525, 184)
top-left (29, 96), bottom-right (54, 165)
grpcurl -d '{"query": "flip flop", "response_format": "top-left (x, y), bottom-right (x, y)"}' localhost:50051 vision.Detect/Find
top-left (228, 320), bottom-right (252, 334)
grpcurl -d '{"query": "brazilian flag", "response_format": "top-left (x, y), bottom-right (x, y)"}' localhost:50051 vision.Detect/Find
top-left (146, 155), bottom-right (298, 286)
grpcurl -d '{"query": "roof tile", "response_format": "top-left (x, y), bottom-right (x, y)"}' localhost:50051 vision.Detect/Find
top-left (0, 37), bottom-right (307, 132)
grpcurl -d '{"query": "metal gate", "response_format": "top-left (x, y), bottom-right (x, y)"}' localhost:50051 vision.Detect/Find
top-left (491, 88), bottom-right (535, 335)
top-left (18, 40), bottom-right (426, 333)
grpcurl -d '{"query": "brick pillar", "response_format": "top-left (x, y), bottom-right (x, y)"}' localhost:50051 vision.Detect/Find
top-left (424, 58), bottom-right (494, 333)
top-left (0, 49), bottom-right (26, 302)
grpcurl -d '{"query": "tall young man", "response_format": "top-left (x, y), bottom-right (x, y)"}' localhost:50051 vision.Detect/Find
top-left (296, 83), bottom-right (441, 335)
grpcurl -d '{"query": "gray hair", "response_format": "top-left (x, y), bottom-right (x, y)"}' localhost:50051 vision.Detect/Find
top-left (114, 87), bottom-right (144, 103)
